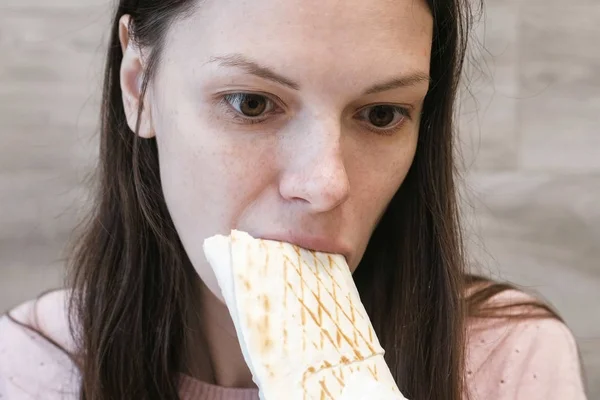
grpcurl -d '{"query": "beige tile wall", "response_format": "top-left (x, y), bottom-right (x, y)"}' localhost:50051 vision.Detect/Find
top-left (1, 0), bottom-right (598, 396)
top-left (1, 0), bottom-right (107, 309)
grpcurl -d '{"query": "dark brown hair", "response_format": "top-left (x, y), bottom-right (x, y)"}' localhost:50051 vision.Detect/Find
top-left (43, 0), bottom-right (560, 399)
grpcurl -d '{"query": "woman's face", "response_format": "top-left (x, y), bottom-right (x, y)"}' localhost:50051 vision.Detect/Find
top-left (124, 0), bottom-right (432, 301)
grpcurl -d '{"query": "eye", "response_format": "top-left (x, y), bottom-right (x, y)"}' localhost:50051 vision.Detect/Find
top-left (219, 92), bottom-right (279, 124)
top-left (356, 104), bottom-right (411, 135)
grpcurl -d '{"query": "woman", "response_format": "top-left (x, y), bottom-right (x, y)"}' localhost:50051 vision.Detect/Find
top-left (0, 0), bottom-right (587, 399)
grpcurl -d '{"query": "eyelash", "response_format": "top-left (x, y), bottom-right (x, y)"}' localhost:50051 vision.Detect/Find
top-left (217, 92), bottom-right (412, 136)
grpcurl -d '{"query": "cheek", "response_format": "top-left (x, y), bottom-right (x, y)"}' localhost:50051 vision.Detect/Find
top-left (156, 121), bottom-right (242, 232)
top-left (152, 99), bottom-right (277, 239)
top-left (354, 131), bottom-right (418, 208)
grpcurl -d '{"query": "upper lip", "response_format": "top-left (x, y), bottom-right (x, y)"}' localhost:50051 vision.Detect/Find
top-left (255, 232), bottom-right (351, 262)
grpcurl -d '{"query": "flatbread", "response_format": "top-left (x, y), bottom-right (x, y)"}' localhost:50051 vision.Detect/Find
top-left (203, 230), bottom-right (407, 400)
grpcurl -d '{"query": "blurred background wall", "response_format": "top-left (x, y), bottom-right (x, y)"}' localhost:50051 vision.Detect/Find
top-left (0, 0), bottom-right (598, 396)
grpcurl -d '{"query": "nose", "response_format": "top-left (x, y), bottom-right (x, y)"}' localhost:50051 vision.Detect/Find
top-left (279, 127), bottom-right (350, 213)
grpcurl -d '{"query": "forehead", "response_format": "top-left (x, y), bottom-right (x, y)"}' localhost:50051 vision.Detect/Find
top-left (163, 0), bottom-right (433, 90)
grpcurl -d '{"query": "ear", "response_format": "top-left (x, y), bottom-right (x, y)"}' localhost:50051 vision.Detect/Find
top-left (118, 15), bottom-right (155, 139)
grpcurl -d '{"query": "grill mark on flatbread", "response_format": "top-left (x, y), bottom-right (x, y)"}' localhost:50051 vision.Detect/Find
top-left (296, 245), bottom-right (307, 352)
top-left (303, 352), bottom-right (382, 381)
top-left (312, 252), bottom-right (324, 325)
top-left (332, 260), bottom-right (340, 331)
top-left (283, 254), bottom-right (377, 356)
top-left (331, 369), bottom-right (345, 387)
top-left (282, 242), bottom-right (289, 353)
top-left (240, 276), bottom-right (252, 291)
top-left (303, 366), bottom-right (315, 397)
top-left (259, 240), bottom-right (269, 275)
top-left (320, 329), bottom-right (325, 350)
top-left (368, 364), bottom-right (379, 381)
top-left (314, 252), bottom-right (325, 349)
top-left (266, 363), bottom-right (275, 379)
top-left (243, 242), bottom-right (253, 291)
top-left (261, 312), bottom-right (272, 354)
top-left (319, 379), bottom-right (334, 399)
top-left (282, 242), bottom-right (288, 308)
top-left (259, 240), bottom-right (272, 354)
top-left (348, 292), bottom-right (358, 346)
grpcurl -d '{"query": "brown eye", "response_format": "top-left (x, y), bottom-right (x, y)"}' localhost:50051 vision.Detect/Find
top-left (227, 93), bottom-right (269, 117)
top-left (368, 105), bottom-right (396, 127)
top-left (356, 104), bottom-right (411, 135)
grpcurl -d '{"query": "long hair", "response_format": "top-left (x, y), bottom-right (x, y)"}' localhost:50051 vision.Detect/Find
top-left (59, 0), bottom-right (553, 399)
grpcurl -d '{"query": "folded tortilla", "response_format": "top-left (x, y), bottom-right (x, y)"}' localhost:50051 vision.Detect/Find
top-left (203, 230), bottom-right (407, 400)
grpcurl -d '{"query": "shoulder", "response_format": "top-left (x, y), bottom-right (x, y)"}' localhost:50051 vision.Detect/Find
top-left (2, 289), bottom-right (76, 352)
top-left (0, 290), bottom-right (80, 398)
top-left (466, 289), bottom-right (587, 400)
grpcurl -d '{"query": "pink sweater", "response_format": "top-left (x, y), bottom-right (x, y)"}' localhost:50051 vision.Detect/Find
top-left (0, 290), bottom-right (587, 399)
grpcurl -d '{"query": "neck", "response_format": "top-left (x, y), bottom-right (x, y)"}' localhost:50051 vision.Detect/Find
top-left (181, 278), bottom-right (256, 389)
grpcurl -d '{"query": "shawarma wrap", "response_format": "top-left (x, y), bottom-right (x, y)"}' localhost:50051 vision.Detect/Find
top-left (203, 230), bottom-right (407, 400)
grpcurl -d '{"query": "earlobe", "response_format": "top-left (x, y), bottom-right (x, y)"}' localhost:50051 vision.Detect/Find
top-left (118, 14), bottom-right (155, 139)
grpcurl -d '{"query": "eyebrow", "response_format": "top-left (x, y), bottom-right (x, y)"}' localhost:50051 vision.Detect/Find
top-left (207, 53), bottom-right (431, 95)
